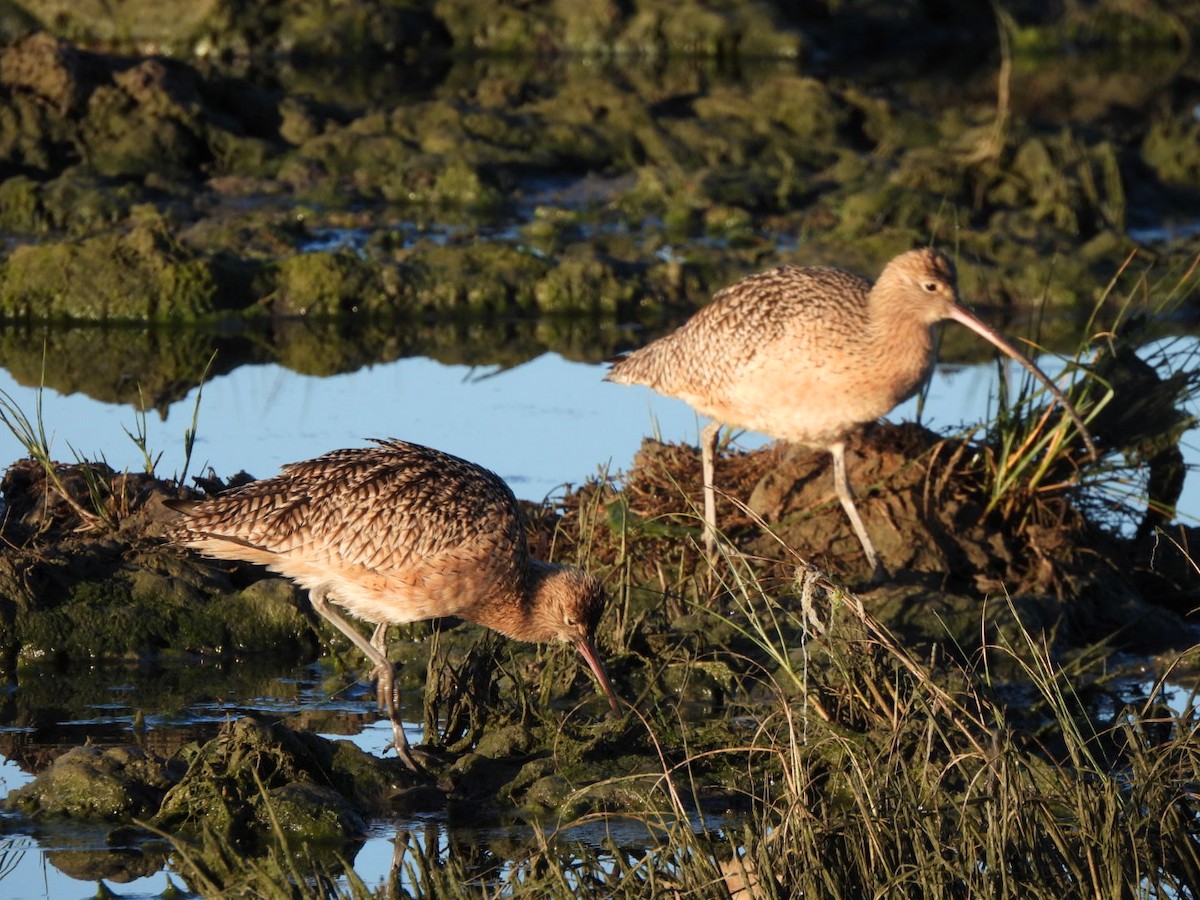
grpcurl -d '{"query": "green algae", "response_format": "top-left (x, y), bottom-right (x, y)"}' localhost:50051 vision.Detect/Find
top-left (269, 249), bottom-right (389, 317)
top-left (81, 79), bottom-right (205, 180)
top-left (430, 0), bottom-right (800, 57)
top-left (260, 782), bottom-right (365, 845)
top-left (393, 242), bottom-right (549, 314)
top-left (534, 255), bottom-right (640, 315)
top-left (1, 28), bottom-right (1194, 326)
top-left (1142, 114), bottom-right (1200, 188)
top-left (11, 570), bottom-right (312, 662)
top-left (0, 214), bottom-right (218, 322)
top-left (206, 579), bottom-right (313, 652)
top-left (6, 745), bottom-right (178, 821)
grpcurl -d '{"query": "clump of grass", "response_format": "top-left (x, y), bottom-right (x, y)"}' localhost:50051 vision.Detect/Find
top-left (123, 385), bottom-right (166, 477)
top-left (565, 554), bottom-right (1200, 897)
top-left (978, 253), bottom-right (1200, 535)
top-left (0, 350), bottom-right (217, 531)
top-left (0, 380), bottom-right (113, 529)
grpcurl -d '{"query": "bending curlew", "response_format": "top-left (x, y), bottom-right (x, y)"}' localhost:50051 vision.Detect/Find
top-left (167, 438), bottom-right (621, 772)
top-left (605, 248), bottom-right (1095, 579)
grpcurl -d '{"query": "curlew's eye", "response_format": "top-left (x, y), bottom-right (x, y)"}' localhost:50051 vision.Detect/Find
top-left (923, 281), bottom-right (939, 292)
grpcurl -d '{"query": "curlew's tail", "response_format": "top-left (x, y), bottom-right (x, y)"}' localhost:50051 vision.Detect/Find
top-left (601, 351), bottom-right (630, 383)
top-left (163, 497), bottom-right (273, 557)
top-left (603, 347), bottom-right (658, 386)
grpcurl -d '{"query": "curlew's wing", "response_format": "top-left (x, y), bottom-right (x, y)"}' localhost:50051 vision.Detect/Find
top-left (606, 264), bottom-right (873, 405)
top-left (168, 440), bottom-right (529, 624)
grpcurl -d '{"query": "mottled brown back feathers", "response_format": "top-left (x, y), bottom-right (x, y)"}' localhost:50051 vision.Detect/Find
top-left (604, 248), bottom-right (959, 447)
top-left (167, 439), bottom-right (609, 643)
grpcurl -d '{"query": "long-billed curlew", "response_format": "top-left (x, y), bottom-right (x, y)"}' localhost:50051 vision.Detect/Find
top-left (167, 438), bottom-right (621, 772)
top-left (605, 248), bottom-right (1095, 579)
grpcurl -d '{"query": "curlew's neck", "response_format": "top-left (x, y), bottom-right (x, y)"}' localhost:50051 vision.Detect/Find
top-left (466, 560), bottom-right (565, 644)
top-left (863, 280), bottom-right (940, 402)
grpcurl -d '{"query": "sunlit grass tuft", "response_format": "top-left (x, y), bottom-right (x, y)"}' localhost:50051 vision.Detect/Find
top-left (0, 349), bottom-right (217, 531)
top-left (0, 376), bottom-right (113, 529)
top-left (978, 253), bottom-right (1199, 535)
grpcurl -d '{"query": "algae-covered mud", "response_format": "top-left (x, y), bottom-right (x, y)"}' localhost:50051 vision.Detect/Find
top-left (0, 0), bottom-right (1196, 405)
top-left (0, 0), bottom-right (1197, 337)
top-left (3, 0), bottom-right (1200, 896)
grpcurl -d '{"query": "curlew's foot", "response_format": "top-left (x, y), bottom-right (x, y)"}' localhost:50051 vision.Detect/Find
top-left (388, 719), bottom-right (426, 775)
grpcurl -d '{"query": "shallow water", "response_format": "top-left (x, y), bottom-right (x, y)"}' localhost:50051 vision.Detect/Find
top-left (0, 654), bottom-right (696, 899)
top-left (2, 343), bottom-right (1194, 519)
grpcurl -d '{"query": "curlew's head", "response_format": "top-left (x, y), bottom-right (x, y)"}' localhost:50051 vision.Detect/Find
top-left (878, 247), bottom-right (1097, 459)
top-left (528, 564), bottom-right (622, 715)
top-left (873, 248), bottom-right (964, 325)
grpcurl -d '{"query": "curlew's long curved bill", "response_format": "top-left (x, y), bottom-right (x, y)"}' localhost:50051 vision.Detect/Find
top-left (948, 306), bottom-right (1098, 461)
top-left (574, 638), bottom-right (623, 715)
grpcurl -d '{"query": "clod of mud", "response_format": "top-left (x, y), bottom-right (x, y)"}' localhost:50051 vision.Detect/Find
top-left (152, 717), bottom-right (417, 846)
top-left (6, 744), bottom-right (180, 821)
top-left (578, 420), bottom-right (1197, 655)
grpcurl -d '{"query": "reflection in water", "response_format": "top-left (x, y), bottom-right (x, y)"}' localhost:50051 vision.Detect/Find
top-left (5, 345), bottom-right (1194, 515)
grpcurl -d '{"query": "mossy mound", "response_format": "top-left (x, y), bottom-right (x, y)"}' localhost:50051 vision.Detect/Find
top-left (0, 213), bottom-right (219, 322)
top-left (0, 460), bottom-right (316, 662)
top-left (6, 744), bottom-right (180, 820)
top-left (153, 718), bottom-right (414, 846)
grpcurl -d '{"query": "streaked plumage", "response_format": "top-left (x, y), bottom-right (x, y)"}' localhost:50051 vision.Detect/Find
top-left (607, 248), bottom-right (1095, 579)
top-left (167, 439), bottom-right (621, 772)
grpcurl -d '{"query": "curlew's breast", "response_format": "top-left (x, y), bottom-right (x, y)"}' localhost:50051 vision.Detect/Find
top-left (704, 324), bottom-right (935, 447)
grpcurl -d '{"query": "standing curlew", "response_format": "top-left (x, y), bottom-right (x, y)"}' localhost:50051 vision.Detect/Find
top-left (167, 438), bottom-right (621, 772)
top-left (605, 248), bottom-right (1095, 579)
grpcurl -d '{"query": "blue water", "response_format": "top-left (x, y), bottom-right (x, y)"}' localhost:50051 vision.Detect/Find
top-left (4, 346), bottom-right (1188, 517)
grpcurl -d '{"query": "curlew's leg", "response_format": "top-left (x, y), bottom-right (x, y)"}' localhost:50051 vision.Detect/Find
top-left (369, 623), bottom-right (392, 712)
top-left (310, 588), bottom-right (422, 773)
top-left (700, 420), bottom-right (722, 558)
top-left (829, 440), bottom-right (886, 584)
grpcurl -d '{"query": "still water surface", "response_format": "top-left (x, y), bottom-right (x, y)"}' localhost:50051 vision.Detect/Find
top-left (3, 345), bottom-right (1195, 515)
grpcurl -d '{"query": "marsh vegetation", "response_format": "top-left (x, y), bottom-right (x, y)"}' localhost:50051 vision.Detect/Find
top-left (2, 0), bottom-right (1200, 896)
